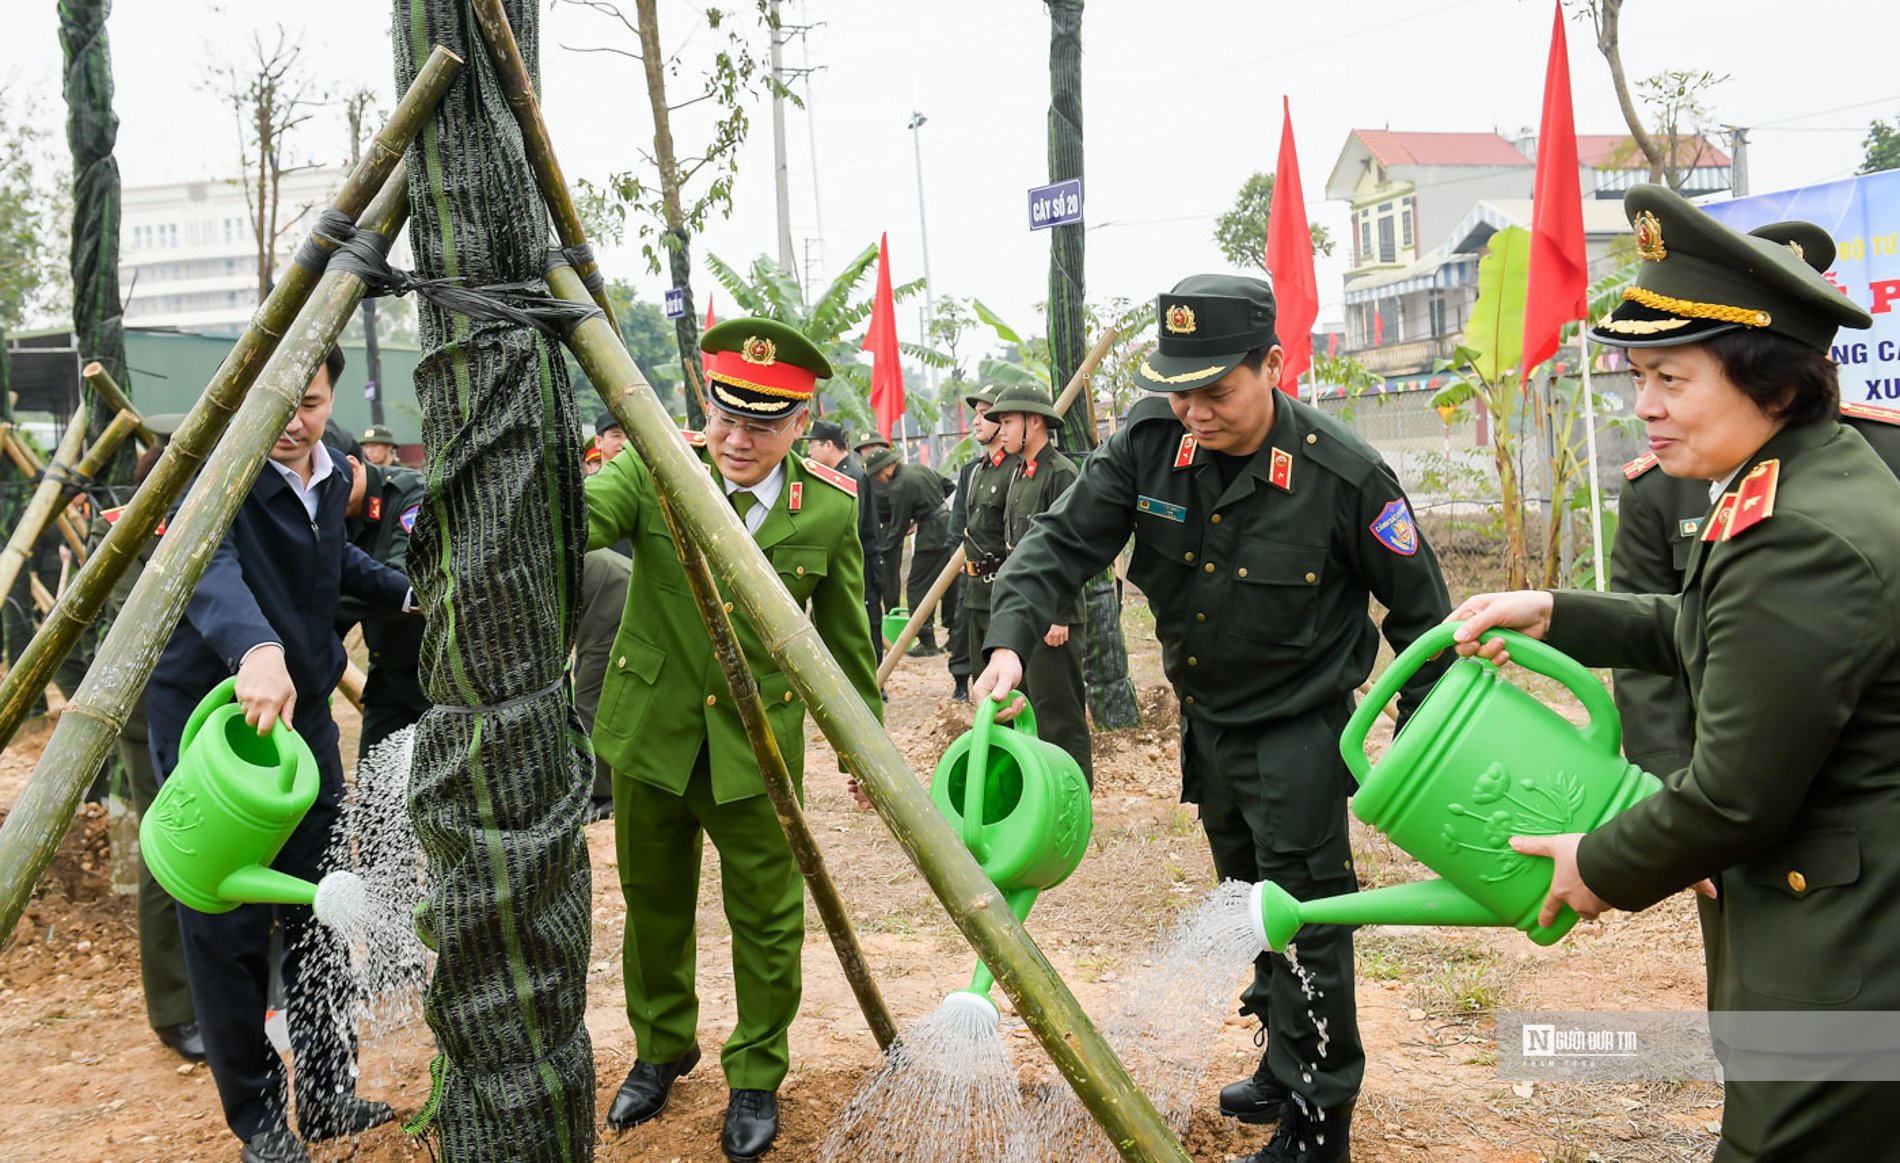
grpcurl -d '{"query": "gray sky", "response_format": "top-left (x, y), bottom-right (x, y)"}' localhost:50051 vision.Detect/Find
top-left (5, 0), bottom-right (1898, 355)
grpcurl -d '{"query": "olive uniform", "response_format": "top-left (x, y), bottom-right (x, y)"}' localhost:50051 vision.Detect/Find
top-left (338, 461), bottom-right (428, 758)
top-left (1610, 404), bottom-right (1900, 775)
top-left (947, 383), bottom-right (1007, 692)
top-left (985, 276), bottom-right (1453, 1143)
top-left (878, 459), bottom-right (956, 653)
top-left (574, 547), bottom-right (633, 805)
top-left (1564, 184), bottom-right (1899, 1162)
top-left (586, 320), bottom-right (880, 1132)
top-left (960, 445), bottom-right (1018, 660)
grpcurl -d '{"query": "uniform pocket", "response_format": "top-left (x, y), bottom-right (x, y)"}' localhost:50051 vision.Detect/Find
top-left (1733, 827), bottom-right (1862, 1004)
top-left (1231, 539), bottom-right (1326, 647)
top-left (771, 545), bottom-right (829, 582)
top-left (597, 635), bottom-right (665, 737)
top-left (1256, 715), bottom-right (1350, 857)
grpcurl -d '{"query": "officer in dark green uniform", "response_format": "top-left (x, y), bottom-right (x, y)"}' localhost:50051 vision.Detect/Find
top-left (573, 546), bottom-right (632, 820)
top-left (973, 274), bottom-right (1453, 1163)
top-left (947, 383), bottom-right (1008, 701)
top-left (1609, 221), bottom-right (1900, 777)
top-left (802, 420), bottom-right (883, 652)
top-left (1453, 185), bottom-right (1899, 1163)
top-left (865, 449), bottom-right (955, 657)
top-left (960, 387), bottom-right (1019, 674)
top-left (359, 424), bottom-right (400, 467)
top-left (853, 430), bottom-right (899, 617)
top-left (587, 318), bottom-right (881, 1162)
top-left (338, 449), bottom-right (428, 758)
top-left (983, 382), bottom-right (1092, 783)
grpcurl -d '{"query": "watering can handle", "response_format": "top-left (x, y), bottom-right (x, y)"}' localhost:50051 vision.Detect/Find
top-left (1340, 621), bottom-right (1622, 785)
top-left (179, 675), bottom-right (300, 757)
top-left (964, 691), bottom-right (1033, 855)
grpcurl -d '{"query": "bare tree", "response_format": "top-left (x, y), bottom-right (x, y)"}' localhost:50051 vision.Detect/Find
top-left (205, 28), bottom-right (322, 302)
top-left (1571, 2), bottom-right (1728, 192)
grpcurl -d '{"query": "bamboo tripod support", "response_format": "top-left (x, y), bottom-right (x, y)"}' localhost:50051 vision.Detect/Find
top-left (469, 0), bottom-right (898, 1052)
top-left (0, 46), bottom-right (462, 754)
top-left (875, 327), bottom-right (1117, 685)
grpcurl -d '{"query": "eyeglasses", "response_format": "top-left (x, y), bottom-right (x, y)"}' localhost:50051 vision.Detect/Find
top-left (706, 406), bottom-right (805, 439)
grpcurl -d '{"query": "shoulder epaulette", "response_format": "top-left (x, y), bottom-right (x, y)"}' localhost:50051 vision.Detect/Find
top-left (1622, 451), bottom-right (1659, 480)
top-left (1842, 401), bottom-right (1900, 427)
top-left (801, 457), bottom-right (857, 497)
top-left (680, 429), bottom-right (706, 446)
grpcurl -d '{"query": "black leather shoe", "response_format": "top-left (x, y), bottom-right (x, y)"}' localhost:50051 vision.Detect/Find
top-left (300, 1096), bottom-right (395, 1142)
top-left (606, 1042), bottom-right (702, 1130)
top-left (721, 1088), bottom-right (778, 1162)
top-left (951, 678), bottom-right (969, 702)
top-left (1240, 1097), bottom-right (1351, 1162)
top-left (239, 1127), bottom-right (312, 1163)
top-left (1219, 1071), bottom-right (1289, 1126)
top-left (156, 1021), bottom-right (206, 1063)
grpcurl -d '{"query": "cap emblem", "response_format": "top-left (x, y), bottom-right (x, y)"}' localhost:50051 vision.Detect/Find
top-left (1786, 240), bottom-right (1805, 262)
top-left (1634, 210), bottom-right (1667, 262)
top-left (742, 336), bottom-right (778, 366)
top-left (1164, 304), bottom-right (1197, 334)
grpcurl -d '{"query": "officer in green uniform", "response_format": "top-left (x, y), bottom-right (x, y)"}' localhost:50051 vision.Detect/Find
top-left (865, 448), bottom-right (955, 657)
top-left (960, 386), bottom-right (1019, 677)
top-left (947, 383), bottom-right (1009, 701)
top-left (1609, 221), bottom-right (1900, 777)
top-left (586, 317), bottom-right (881, 1162)
top-left (973, 274), bottom-right (1453, 1163)
top-left (573, 546), bottom-right (632, 820)
top-left (1453, 185), bottom-right (1899, 1163)
top-left (982, 382), bottom-right (1092, 783)
top-left (338, 450), bottom-right (428, 757)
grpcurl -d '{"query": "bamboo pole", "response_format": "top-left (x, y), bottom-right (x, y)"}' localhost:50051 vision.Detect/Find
top-left (876, 328), bottom-right (1117, 680)
top-left (547, 264), bottom-right (1188, 1162)
top-left (81, 362), bottom-right (154, 448)
top-left (28, 574), bottom-right (54, 617)
top-left (0, 168), bottom-right (413, 946)
top-left (0, 47), bottom-right (461, 753)
top-left (337, 661), bottom-right (368, 713)
top-left (71, 406), bottom-right (142, 484)
top-left (0, 432), bottom-right (89, 565)
top-left (469, 0), bottom-right (899, 1051)
top-left (0, 403), bottom-right (90, 608)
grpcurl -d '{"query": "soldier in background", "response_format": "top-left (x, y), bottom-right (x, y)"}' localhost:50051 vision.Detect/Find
top-left (803, 420), bottom-right (882, 652)
top-left (946, 383), bottom-right (1008, 702)
top-left (359, 425), bottom-right (399, 467)
top-left (864, 447), bottom-right (955, 660)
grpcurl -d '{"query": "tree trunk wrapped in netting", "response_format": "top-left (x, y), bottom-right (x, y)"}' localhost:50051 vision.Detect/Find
top-left (396, 2), bottom-right (594, 1157)
top-left (59, 0), bottom-right (131, 490)
top-left (1045, 0), bottom-right (1138, 729)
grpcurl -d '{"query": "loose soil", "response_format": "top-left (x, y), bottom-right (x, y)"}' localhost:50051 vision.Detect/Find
top-left (0, 608), bottom-right (1719, 1162)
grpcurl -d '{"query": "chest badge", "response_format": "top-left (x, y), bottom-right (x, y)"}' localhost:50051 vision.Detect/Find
top-left (1677, 517), bottom-right (1700, 539)
top-left (1369, 499), bottom-right (1418, 556)
top-left (1173, 434), bottom-right (1198, 470)
top-left (1136, 495), bottom-right (1187, 523)
top-left (368, 496), bottom-right (383, 521)
top-left (1269, 447), bottom-right (1294, 491)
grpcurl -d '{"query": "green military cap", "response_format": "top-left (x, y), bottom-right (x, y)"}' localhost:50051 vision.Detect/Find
top-left (1589, 184), bottom-right (1873, 353)
top-left (144, 413), bottom-right (185, 439)
top-left (962, 382), bottom-right (1002, 410)
top-left (863, 447), bottom-right (898, 475)
top-left (802, 419), bottom-right (848, 446)
top-left (852, 429), bottom-right (892, 453)
top-left (988, 382), bottom-right (1060, 420)
top-left (701, 316), bottom-right (831, 418)
top-left (1135, 273), bottom-right (1277, 394)
top-left (360, 424), bottom-right (398, 446)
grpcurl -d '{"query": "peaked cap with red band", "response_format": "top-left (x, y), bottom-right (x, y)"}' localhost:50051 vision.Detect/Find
top-left (701, 317), bottom-right (833, 419)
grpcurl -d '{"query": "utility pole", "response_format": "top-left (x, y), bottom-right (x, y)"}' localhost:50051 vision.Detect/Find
top-left (908, 110), bottom-right (935, 393)
top-left (1723, 124), bottom-right (1750, 197)
top-left (768, 0), bottom-right (795, 274)
top-left (796, 4), bottom-right (827, 293)
top-left (345, 91), bottom-right (385, 426)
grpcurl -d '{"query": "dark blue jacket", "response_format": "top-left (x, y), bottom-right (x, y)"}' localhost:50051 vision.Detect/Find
top-left (152, 444), bottom-right (412, 704)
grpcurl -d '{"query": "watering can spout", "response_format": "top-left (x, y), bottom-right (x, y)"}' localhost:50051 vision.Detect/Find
top-left (217, 864), bottom-right (321, 909)
top-left (1250, 877), bottom-right (1506, 954)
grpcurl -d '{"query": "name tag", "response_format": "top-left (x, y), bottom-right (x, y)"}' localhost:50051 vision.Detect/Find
top-left (1678, 517), bottom-right (1700, 539)
top-left (1136, 495), bottom-right (1187, 523)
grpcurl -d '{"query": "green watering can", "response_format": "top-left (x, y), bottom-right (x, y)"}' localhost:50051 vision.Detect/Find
top-left (881, 607), bottom-right (910, 648)
top-left (141, 677), bottom-right (329, 914)
top-left (1250, 622), bottom-right (1662, 954)
top-left (931, 692), bottom-right (1093, 1011)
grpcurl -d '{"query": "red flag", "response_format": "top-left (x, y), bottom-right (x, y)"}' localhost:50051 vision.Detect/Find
top-left (1327, 331), bottom-right (1339, 358)
top-left (1523, 2), bottom-right (1589, 372)
top-left (864, 233), bottom-right (906, 440)
top-left (1373, 308), bottom-right (1384, 346)
top-left (1265, 97), bottom-right (1318, 394)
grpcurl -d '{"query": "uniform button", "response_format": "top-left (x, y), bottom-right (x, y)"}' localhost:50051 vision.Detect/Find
top-left (617, 655), bottom-right (626, 670)
top-left (1787, 871), bottom-right (1807, 893)
top-left (795, 565), bottom-right (805, 576)
top-left (1195, 612), bottom-right (1206, 622)
top-left (1305, 571), bottom-right (1318, 583)
top-left (1184, 551), bottom-right (1195, 563)
top-left (1237, 567), bottom-right (1249, 579)
top-left (1210, 514), bottom-right (1222, 524)
top-left (1188, 656), bottom-right (1198, 667)
top-left (1306, 433), bottom-right (1318, 445)
top-left (782, 690), bottom-right (794, 702)
top-left (724, 601), bottom-right (734, 613)
top-left (706, 695), bottom-right (718, 707)
top-left (1204, 562), bottom-right (1215, 573)
top-left (1183, 696), bottom-right (1195, 706)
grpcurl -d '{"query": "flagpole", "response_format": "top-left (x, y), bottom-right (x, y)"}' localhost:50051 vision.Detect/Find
top-left (1580, 341), bottom-right (1606, 591)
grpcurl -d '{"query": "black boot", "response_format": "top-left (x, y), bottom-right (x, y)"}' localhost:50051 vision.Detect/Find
top-left (300, 1095), bottom-right (395, 1142)
top-left (951, 676), bottom-right (969, 702)
top-left (1219, 1068), bottom-right (1289, 1126)
top-left (1241, 1095), bottom-right (1352, 1162)
top-left (607, 1042), bottom-right (702, 1129)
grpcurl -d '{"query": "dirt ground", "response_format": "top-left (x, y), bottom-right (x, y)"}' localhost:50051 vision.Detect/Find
top-left (0, 609), bottom-right (1723, 1162)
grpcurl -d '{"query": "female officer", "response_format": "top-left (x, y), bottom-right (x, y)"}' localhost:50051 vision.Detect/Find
top-left (1452, 185), bottom-right (1899, 1161)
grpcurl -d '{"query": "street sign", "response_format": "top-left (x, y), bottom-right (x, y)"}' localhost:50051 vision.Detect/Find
top-left (664, 287), bottom-right (686, 319)
top-left (1028, 178), bottom-right (1083, 231)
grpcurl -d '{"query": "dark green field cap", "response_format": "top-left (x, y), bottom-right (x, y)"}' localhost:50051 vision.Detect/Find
top-left (1135, 273), bottom-right (1278, 394)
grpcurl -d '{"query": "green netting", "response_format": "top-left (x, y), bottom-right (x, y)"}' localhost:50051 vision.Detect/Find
top-left (396, 2), bottom-right (594, 1158)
